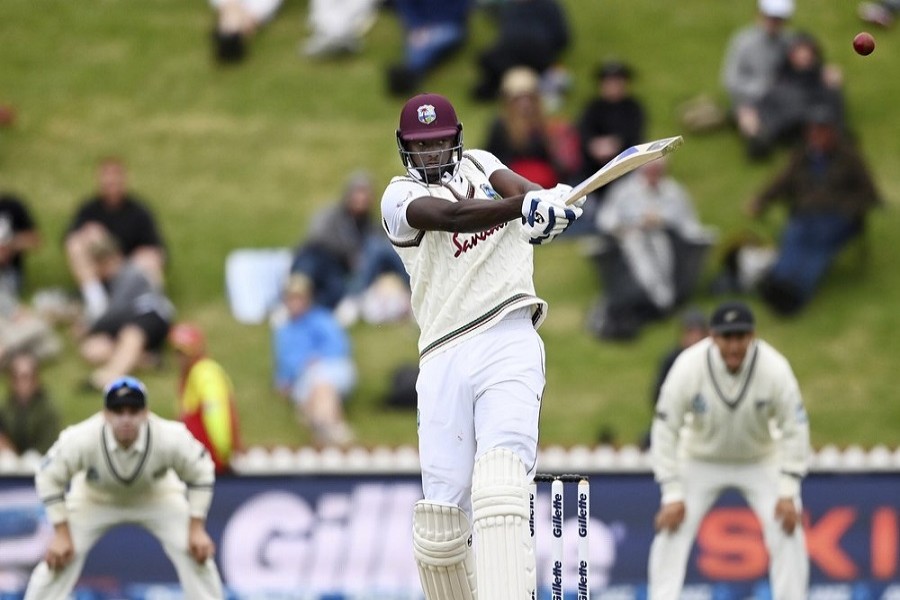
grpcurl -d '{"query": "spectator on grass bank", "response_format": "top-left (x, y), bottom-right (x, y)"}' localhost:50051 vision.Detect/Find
top-left (65, 157), bottom-right (167, 322)
top-left (574, 59), bottom-right (646, 228)
top-left (169, 322), bottom-right (242, 474)
top-left (859, 0), bottom-right (900, 27)
top-left (743, 31), bottom-right (846, 160)
top-left (0, 192), bottom-right (42, 299)
top-left (302, 0), bottom-right (379, 58)
top-left (272, 274), bottom-right (356, 448)
top-left (290, 170), bottom-right (409, 322)
top-left (590, 158), bottom-right (713, 340)
top-left (209, 0), bottom-right (283, 64)
top-left (721, 0), bottom-right (794, 156)
top-left (0, 298), bottom-right (62, 369)
top-left (0, 351), bottom-right (61, 455)
top-left (77, 233), bottom-right (174, 391)
top-left (746, 106), bottom-right (881, 315)
top-left (385, 0), bottom-right (472, 96)
top-left (483, 67), bottom-right (580, 190)
top-left (470, 0), bottom-right (571, 103)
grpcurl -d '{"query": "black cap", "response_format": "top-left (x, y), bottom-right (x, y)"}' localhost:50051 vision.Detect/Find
top-left (710, 301), bottom-right (755, 335)
top-left (104, 376), bottom-right (148, 410)
top-left (595, 60), bottom-right (633, 81)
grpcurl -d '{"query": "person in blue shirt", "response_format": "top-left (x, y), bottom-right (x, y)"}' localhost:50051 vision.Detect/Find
top-left (272, 273), bottom-right (356, 447)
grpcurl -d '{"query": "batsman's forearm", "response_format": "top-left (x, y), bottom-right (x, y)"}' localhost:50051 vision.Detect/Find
top-left (409, 195), bottom-right (524, 233)
top-left (448, 196), bottom-right (524, 232)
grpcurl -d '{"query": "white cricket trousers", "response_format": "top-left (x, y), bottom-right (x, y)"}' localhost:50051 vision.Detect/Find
top-left (647, 458), bottom-right (808, 600)
top-left (24, 488), bottom-right (224, 600)
top-left (416, 313), bottom-right (545, 519)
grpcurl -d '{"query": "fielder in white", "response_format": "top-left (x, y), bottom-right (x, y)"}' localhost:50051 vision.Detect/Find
top-left (24, 376), bottom-right (224, 600)
top-left (381, 92), bottom-right (583, 600)
top-left (648, 300), bottom-right (810, 599)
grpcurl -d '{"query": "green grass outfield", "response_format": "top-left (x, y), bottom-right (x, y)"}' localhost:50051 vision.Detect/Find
top-left (1, 0), bottom-right (898, 450)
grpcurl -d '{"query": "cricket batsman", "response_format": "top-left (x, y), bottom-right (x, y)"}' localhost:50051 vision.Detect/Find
top-left (381, 92), bottom-right (584, 599)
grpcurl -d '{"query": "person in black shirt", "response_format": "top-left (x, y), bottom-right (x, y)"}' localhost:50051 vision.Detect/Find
top-left (64, 157), bottom-right (166, 321)
top-left (0, 192), bottom-right (42, 298)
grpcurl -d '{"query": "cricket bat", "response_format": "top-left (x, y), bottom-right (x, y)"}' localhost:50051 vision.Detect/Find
top-left (563, 135), bottom-right (684, 206)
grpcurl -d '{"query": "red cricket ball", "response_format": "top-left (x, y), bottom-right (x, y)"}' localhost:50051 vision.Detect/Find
top-left (853, 31), bottom-right (876, 56)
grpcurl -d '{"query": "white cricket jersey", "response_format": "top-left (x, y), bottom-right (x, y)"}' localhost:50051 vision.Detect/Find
top-left (651, 337), bottom-right (810, 503)
top-left (381, 149), bottom-right (546, 361)
top-left (35, 412), bottom-right (216, 524)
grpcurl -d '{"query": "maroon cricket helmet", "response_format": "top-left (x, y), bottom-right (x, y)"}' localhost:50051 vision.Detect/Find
top-left (396, 93), bottom-right (462, 142)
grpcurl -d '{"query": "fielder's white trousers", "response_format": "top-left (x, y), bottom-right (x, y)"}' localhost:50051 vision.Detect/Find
top-left (647, 458), bottom-right (808, 600)
top-left (416, 313), bottom-right (545, 519)
top-left (24, 488), bottom-right (224, 600)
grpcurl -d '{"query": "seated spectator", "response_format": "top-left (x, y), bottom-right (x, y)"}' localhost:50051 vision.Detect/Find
top-left (0, 351), bottom-right (61, 455)
top-left (575, 59), bottom-right (646, 226)
top-left (747, 107), bottom-right (882, 315)
top-left (0, 191), bottom-right (41, 299)
top-left (0, 297), bottom-right (62, 369)
top-left (470, 0), bottom-right (570, 102)
top-left (590, 158), bottom-right (714, 340)
top-left (77, 234), bottom-right (174, 390)
top-left (273, 274), bottom-right (355, 447)
top-left (290, 170), bottom-right (409, 317)
top-left (745, 31), bottom-right (846, 159)
top-left (65, 157), bottom-right (167, 321)
top-left (169, 322), bottom-right (241, 474)
top-left (483, 67), bottom-right (579, 189)
top-left (859, 0), bottom-right (900, 27)
top-left (302, 0), bottom-right (379, 58)
top-left (721, 0), bottom-right (794, 153)
top-left (640, 307), bottom-right (708, 449)
top-left (210, 0), bottom-right (283, 64)
top-left (385, 0), bottom-right (472, 96)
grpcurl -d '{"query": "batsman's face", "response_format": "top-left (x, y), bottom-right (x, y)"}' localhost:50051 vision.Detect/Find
top-left (408, 136), bottom-right (455, 178)
top-left (713, 331), bottom-right (754, 373)
top-left (105, 406), bottom-right (148, 448)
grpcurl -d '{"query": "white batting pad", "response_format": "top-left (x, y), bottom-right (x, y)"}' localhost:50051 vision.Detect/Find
top-left (472, 448), bottom-right (536, 599)
top-left (413, 501), bottom-right (478, 600)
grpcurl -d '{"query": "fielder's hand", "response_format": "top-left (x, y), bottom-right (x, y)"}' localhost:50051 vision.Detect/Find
top-left (520, 189), bottom-right (582, 245)
top-left (45, 523), bottom-right (75, 571)
top-left (654, 501), bottom-right (686, 533)
top-left (775, 497), bottom-right (800, 535)
top-left (188, 518), bottom-right (216, 564)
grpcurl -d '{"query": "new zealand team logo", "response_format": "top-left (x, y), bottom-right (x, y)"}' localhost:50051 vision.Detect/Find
top-left (417, 104), bottom-right (436, 125)
top-left (691, 393), bottom-right (707, 415)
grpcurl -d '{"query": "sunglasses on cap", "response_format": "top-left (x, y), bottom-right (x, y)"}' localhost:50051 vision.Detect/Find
top-left (104, 376), bottom-right (148, 411)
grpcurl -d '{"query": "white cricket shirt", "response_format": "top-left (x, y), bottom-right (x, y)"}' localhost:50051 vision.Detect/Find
top-left (381, 149), bottom-right (547, 361)
top-left (35, 412), bottom-right (216, 524)
top-left (651, 337), bottom-right (810, 503)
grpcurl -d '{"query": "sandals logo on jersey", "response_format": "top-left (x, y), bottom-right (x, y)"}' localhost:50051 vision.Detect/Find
top-left (452, 222), bottom-right (508, 258)
top-left (417, 104), bottom-right (437, 125)
top-left (480, 183), bottom-right (502, 201)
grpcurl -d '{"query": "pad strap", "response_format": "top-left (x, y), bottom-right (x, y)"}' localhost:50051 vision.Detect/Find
top-left (413, 501), bottom-right (478, 600)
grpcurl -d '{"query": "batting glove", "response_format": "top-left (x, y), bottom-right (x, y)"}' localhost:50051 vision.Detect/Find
top-left (548, 183), bottom-right (587, 209)
top-left (520, 190), bottom-right (583, 245)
